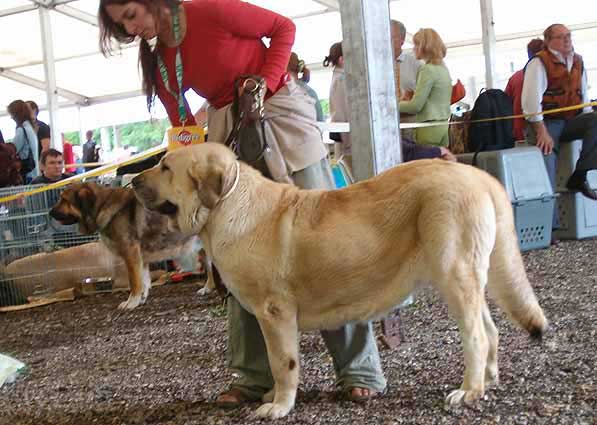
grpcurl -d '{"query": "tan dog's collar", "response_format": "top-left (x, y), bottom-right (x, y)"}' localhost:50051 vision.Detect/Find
top-left (219, 161), bottom-right (240, 204)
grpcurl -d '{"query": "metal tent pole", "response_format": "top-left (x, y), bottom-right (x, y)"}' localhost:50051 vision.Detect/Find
top-left (39, 6), bottom-right (61, 149)
top-left (338, 0), bottom-right (402, 182)
top-left (480, 0), bottom-right (497, 88)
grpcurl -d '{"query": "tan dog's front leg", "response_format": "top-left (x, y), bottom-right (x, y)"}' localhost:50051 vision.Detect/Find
top-left (119, 245), bottom-right (145, 310)
top-left (254, 299), bottom-right (299, 419)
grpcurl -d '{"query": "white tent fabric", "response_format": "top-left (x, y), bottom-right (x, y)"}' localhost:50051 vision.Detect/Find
top-left (1, 0), bottom-right (596, 139)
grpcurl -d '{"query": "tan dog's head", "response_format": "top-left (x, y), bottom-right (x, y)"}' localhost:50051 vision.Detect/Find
top-left (132, 143), bottom-right (239, 235)
top-left (49, 182), bottom-right (102, 234)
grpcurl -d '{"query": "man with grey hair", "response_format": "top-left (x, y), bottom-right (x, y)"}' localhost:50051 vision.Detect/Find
top-left (522, 23), bottom-right (597, 208)
top-left (391, 20), bottom-right (423, 141)
top-left (390, 20), bottom-right (422, 96)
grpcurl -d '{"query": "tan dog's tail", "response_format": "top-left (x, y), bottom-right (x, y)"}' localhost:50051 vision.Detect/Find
top-left (487, 183), bottom-right (548, 340)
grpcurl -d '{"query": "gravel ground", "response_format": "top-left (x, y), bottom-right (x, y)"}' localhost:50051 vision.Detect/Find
top-left (1, 238), bottom-right (595, 425)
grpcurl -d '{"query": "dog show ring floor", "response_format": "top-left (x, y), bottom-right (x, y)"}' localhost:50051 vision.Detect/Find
top-left (1, 239), bottom-right (595, 424)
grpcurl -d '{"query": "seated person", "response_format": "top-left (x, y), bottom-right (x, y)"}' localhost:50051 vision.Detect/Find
top-left (31, 149), bottom-right (73, 184)
top-left (522, 23), bottom-right (597, 205)
top-left (30, 149), bottom-right (76, 245)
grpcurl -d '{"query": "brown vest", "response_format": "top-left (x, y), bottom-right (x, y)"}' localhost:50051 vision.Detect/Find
top-left (535, 49), bottom-right (583, 119)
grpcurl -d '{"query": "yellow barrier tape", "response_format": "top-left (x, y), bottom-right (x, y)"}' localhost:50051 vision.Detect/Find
top-left (400, 101), bottom-right (597, 129)
top-left (3, 101), bottom-right (595, 204)
top-left (64, 162), bottom-right (105, 168)
top-left (0, 145), bottom-right (167, 204)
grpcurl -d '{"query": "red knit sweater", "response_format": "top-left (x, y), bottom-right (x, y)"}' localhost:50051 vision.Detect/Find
top-left (156, 0), bottom-right (295, 126)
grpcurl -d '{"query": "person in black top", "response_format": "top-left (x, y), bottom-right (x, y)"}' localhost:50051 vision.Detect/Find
top-left (31, 149), bottom-right (73, 185)
top-left (0, 129), bottom-right (4, 143)
top-left (26, 101), bottom-right (51, 155)
top-left (30, 149), bottom-right (76, 245)
top-left (82, 130), bottom-right (100, 172)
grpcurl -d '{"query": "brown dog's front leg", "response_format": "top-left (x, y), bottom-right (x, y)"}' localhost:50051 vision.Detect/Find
top-left (254, 298), bottom-right (299, 419)
top-left (119, 244), bottom-right (145, 310)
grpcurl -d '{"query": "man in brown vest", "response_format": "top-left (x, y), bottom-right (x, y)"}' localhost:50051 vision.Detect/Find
top-left (522, 23), bottom-right (597, 214)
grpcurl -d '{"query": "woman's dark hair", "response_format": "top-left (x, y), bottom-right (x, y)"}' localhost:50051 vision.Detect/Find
top-left (26, 100), bottom-right (39, 115)
top-left (98, 0), bottom-right (181, 112)
top-left (323, 42), bottom-right (343, 67)
top-left (7, 100), bottom-right (34, 127)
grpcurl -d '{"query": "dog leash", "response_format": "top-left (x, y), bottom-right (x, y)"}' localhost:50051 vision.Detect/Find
top-left (224, 76), bottom-right (270, 164)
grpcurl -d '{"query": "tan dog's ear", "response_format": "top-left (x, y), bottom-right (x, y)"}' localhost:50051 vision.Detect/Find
top-left (188, 162), bottom-right (223, 210)
top-left (188, 157), bottom-right (238, 210)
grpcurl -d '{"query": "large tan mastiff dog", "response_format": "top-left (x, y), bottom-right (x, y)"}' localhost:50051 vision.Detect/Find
top-left (132, 143), bottom-right (547, 419)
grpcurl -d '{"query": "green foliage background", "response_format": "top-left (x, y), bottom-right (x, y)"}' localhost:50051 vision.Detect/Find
top-left (61, 100), bottom-right (331, 155)
top-left (63, 119), bottom-right (170, 152)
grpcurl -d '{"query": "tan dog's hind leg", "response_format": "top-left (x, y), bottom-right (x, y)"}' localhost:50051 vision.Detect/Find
top-left (482, 302), bottom-right (499, 387)
top-left (254, 298), bottom-right (299, 419)
top-left (119, 245), bottom-right (145, 310)
top-left (439, 278), bottom-right (489, 406)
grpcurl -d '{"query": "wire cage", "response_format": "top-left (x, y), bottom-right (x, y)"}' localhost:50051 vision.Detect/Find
top-left (0, 182), bottom-right (101, 307)
top-left (0, 175), bottom-right (177, 309)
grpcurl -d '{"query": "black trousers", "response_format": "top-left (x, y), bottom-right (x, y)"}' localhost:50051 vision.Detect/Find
top-left (559, 111), bottom-right (597, 172)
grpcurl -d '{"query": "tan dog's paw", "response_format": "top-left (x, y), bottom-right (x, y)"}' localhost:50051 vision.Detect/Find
top-left (485, 368), bottom-right (499, 388)
top-left (118, 294), bottom-right (143, 310)
top-left (255, 402), bottom-right (292, 419)
top-left (445, 389), bottom-right (484, 406)
top-left (197, 283), bottom-right (214, 297)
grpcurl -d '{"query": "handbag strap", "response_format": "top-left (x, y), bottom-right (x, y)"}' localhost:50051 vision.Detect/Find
top-left (16, 125), bottom-right (33, 159)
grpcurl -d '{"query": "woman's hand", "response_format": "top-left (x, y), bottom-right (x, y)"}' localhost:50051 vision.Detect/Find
top-left (401, 89), bottom-right (414, 101)
top-left (237, 76), bottom-right (267, 124)
top-left (439, 147), bottom-right (456, 162)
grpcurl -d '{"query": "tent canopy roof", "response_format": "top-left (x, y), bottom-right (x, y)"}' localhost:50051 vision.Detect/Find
top-left (1, 0), bottom-right (596, 132)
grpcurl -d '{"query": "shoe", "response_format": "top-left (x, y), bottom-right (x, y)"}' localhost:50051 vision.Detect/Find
top-left (566, 178), bottom-right (597, 200)
top-left (215, 387), bottom-right (260, 407)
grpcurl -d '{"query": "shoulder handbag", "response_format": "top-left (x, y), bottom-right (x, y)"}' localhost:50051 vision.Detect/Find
top-left (16, 126), bottom-right (36, 175)
top-left (450, 79), bottom-right (466, 105)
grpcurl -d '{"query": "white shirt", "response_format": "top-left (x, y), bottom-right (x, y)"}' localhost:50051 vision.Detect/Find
top-left (521, 48), bottom-right (591, 122)
top-left (397, 50), bottom-right (423, 93)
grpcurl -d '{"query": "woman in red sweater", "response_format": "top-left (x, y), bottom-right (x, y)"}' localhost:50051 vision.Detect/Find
top-left (99, 0), bottom-right (385, 408)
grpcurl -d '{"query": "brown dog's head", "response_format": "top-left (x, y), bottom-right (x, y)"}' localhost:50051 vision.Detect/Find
top-left (132, 143), bottom-right (239, 235)
top-left (49, 182), bottom-right (102, 234)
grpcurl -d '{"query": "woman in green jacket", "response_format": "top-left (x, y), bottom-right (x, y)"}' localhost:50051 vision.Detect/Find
top-left (399, 28), bottom-right (452, 147)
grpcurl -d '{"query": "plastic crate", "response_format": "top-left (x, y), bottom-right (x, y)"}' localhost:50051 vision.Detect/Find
top-left (457, 147), bottom-right (555, 251)
top-left (554, 139), bottom-right (597, 239)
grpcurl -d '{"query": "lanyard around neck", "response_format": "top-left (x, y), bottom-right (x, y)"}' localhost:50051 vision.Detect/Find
top-left (157, 5), bottom-right (187, 124)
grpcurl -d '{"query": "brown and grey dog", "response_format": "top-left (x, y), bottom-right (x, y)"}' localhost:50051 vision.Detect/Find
top-left (132, 143), bottom-right (548, 419)
top-left (50, 182), bottom-right (198, 309)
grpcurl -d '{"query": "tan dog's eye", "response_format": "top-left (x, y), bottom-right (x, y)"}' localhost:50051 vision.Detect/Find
top-left (161, 163), bottom-right (170, 172)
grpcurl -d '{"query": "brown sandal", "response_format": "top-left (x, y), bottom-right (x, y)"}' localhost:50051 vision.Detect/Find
top-left (342, 387), bottom-right (380, 403)
top-left (215, 387), bottom-right (259, 407)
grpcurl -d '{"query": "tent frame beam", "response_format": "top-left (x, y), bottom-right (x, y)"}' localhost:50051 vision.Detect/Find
top-left (0, 68), bottom-right (88, 105)
top-left (311, 0), bottom-right (339, 11)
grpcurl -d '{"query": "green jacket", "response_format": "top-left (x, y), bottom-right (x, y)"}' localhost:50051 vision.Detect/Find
top-left (399, 63), bottom-right (451, 123)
